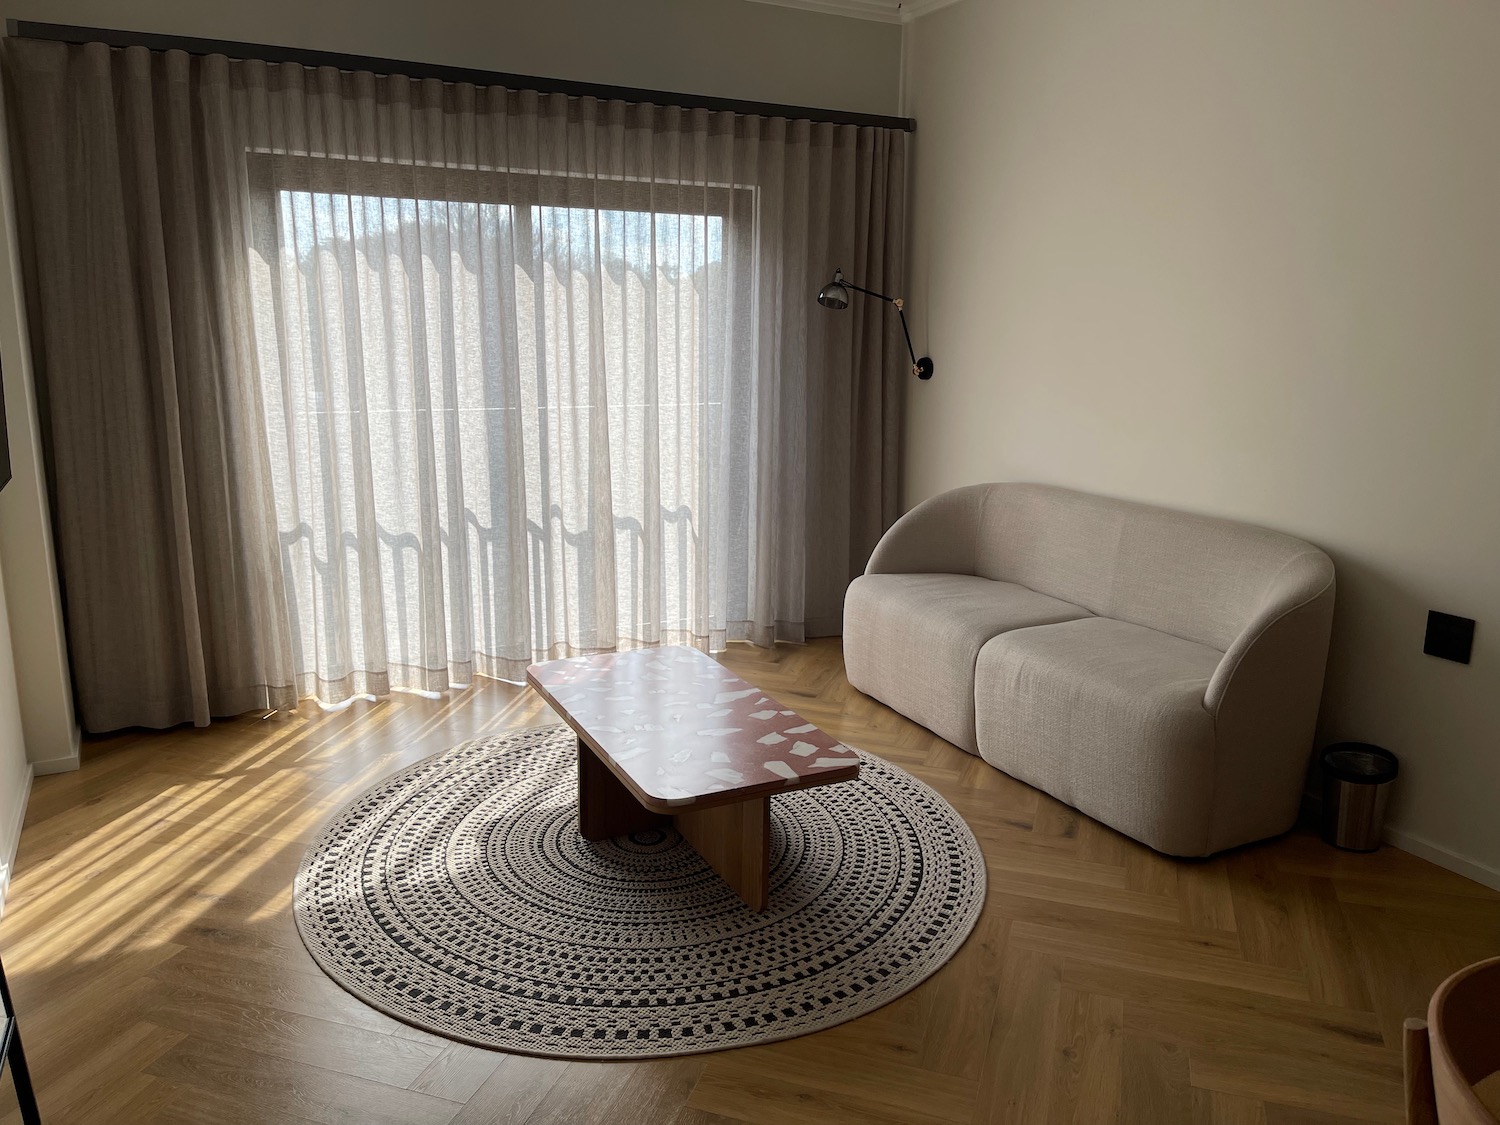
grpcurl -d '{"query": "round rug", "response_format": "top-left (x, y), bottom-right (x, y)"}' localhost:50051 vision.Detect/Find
top-left (294, 724), bottom-right (986, 1059)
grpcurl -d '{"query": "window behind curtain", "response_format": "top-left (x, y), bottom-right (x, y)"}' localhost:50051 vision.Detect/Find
top-left (247, 156), bottom-right (749, 697)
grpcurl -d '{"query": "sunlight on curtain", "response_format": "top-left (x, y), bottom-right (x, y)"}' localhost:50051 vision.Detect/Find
top-left (253, 180), bottom-right (730, 696)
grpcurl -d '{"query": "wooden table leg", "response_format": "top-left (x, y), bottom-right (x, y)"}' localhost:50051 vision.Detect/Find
top-left (675, 797), bottom-right (770, 912)
top-left (577, 738), bottom-right (670, 841)
top-left (1403, 1018), bottom-right (1438, 1125)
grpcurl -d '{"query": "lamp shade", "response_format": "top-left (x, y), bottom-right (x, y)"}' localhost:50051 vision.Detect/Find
top-left (816, 270), bottom-right (850, 310)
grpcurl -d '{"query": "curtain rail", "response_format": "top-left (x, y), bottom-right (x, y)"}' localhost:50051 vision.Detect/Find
top-left (5, 20), bottom-right (916, 133)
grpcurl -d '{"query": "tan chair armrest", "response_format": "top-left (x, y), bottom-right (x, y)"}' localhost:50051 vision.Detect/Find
top-left (1199, 550), bottom-right (1335, 854)
top-left (1205, 551), bottom-right (1336, 714)
top-left (865, 484), bottom-right (988, 576)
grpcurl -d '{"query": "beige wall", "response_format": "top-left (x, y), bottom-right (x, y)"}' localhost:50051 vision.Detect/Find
top-left (4, 0), bottom-right (903, 116)
top-left (903, 1), bottom-right (1500, 882)
top-left (0, 549), bottom-right (35, 907)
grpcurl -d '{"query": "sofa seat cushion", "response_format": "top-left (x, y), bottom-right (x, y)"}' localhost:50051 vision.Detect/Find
top-left (975, 617), bottom-right (1223, 855)
top-left (844, 573), bottom-right (1092, 754)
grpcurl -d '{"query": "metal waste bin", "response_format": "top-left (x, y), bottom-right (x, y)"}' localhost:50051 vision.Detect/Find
top-left (1321, 743), bottom-right (1399, 852)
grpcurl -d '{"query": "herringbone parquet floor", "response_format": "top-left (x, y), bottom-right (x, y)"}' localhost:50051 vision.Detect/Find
top-left (1, 639), bottom-right (1496, 1124)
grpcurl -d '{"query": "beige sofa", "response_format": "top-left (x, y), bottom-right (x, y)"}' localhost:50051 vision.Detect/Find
top-left (844, 483), bottom-right (1336, 857)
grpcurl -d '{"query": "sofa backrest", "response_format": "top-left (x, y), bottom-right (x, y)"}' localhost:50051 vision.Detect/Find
top-left (973, 483), bottom-right (1330, 653)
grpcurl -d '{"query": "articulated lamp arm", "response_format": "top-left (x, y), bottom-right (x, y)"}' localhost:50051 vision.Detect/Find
top-left (817, 268), bottom-right (935, 380)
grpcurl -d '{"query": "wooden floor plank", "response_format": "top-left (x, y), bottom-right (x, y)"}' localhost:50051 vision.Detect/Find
top-left (672, 1109), bottom-right (755, 1125)
top-left (1287, 875), bottom-right (1374, 1011)
top-left (139, 979), bottom-right (446, 1088)
top-left (142, 1038), bottom-right (464, 1125)
top-left (914, 911), bottom-right (1011, 1079)
top-left (1187, 1046), bottom-right (1404, 1125)
top-left (407, 1042), bottom-right (505, 1103)
top-left (1119, 1033), bottom-right (1193, 1125)
top-left (694, 1039), bottom-right (978, 1125)
top-left (972, 947), bottom-right (1062, 1125)
top-left (1045, 987), bottom-right (1124, 1125)
top-left (1226, 848), bottom-right (1305, 971)
top-left (447, 1053), bottom-right (569, 1125)
top-left (1179, 858), bottom-right (1239, 932)
top-left (688, 1069), bottom-right (962, 1125)
top-left (1192, 1088), bottom-right (1268, 1125)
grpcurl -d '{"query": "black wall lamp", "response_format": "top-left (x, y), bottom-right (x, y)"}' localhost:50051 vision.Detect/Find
top-left (816, 267), bottom-right (934, 380)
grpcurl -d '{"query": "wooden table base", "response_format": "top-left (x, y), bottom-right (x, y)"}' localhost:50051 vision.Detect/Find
top-left (577, 738), bottom-right (670, 840)
top-left (676, 798), bottom-right (770, 912)
top-left (577, 739), bottom-right (771, 911)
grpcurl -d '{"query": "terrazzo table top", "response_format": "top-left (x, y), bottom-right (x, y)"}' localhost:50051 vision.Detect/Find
top-left (526, 646), bottom-right (861, 810)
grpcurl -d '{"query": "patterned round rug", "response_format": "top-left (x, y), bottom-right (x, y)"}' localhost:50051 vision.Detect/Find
top-left (294, 724), bottom-right (986, 1059)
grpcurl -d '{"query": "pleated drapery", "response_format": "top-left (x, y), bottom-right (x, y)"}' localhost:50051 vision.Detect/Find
top-left (5, 39), bottom-right (906, 732)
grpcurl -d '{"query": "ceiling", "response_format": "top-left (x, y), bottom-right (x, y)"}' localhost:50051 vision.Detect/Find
top-left (741, 0), bottom-right (962, 24)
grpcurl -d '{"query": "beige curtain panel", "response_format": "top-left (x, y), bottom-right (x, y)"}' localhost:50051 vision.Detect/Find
top-left (4, 38), bottom-right (906, 732)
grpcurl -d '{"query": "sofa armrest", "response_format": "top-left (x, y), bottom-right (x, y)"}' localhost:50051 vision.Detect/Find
top-left (1201, 550), bottom-right (1336, 853)
top-left (865, 484), bottom-right (989, 576)
top-left (1205, 551), bottom-right (1336, 713)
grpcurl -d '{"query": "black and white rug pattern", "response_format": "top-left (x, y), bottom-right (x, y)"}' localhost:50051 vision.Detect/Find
top-left (294, 724), bottom-right (986, 1059)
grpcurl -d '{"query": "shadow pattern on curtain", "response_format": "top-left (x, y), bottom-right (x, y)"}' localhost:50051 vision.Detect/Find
top-left (4, 40), bottom-right (906, 731)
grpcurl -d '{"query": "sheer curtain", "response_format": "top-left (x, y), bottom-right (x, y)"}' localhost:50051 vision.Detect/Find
top-left (6, 40), bottom-right (907, 730)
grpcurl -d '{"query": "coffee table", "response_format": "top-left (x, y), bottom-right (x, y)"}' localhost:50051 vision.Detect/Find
top-left (526, 646), bottom-right (861, 911)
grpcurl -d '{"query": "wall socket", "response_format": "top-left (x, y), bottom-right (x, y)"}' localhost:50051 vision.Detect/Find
top-left (1423, 610), bottom-right (1475, 664)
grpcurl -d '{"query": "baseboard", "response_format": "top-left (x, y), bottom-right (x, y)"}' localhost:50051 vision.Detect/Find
top-left (1383, 824), bottom-right (1500, 892)
top-left (0, 763), bottom-right (33, 916)
top-left (1299, 789), bottom-right (1500, 891)
top-left (30, 750), bottom-right (79, 776)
